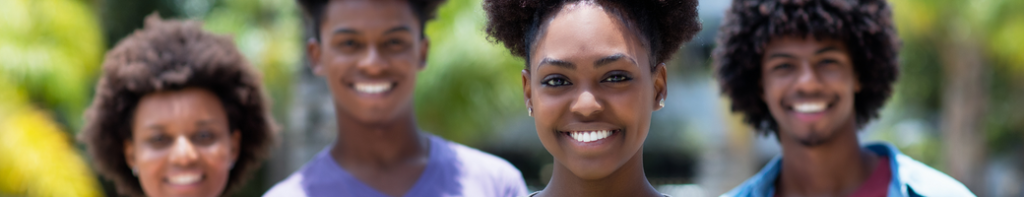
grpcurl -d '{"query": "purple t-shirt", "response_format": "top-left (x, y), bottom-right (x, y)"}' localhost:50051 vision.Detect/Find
top-left (263, 135), bottom-right (528, 197)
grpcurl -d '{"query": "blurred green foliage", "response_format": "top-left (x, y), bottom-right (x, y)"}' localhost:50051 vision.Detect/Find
top-left (0, 0), bottom-right (105, 195)
top-left (0, 0), bottom-right (104, 131)
top-left (415, 0), bottom-right (527, 146)
top-left (880, 0), bottom-right (1024, 161)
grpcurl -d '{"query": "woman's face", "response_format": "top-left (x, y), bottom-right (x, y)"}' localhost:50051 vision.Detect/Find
top-left (125, 87), bottom-right (240, 197)
top-left (524, 2), bottom-right (666, 180)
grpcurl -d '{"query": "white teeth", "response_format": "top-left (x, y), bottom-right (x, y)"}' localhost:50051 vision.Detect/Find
top-left (168, 173), bottom-right (201, 185)
top-left (569, 130), bottom-right (612, 142)
top-left (354, 82), bottom-right (393, 94)
top-left (793, 102), bottom-right (826, 113)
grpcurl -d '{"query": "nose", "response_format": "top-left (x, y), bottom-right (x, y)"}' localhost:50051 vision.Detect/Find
top-left (169, 136), bottom-right (198, 166)
top-left (570, 91), bottom-right (603, 118)
top-left (794, 62), bottom-right (824, 95)
top-left (357, 46), bottom-right (388, 76)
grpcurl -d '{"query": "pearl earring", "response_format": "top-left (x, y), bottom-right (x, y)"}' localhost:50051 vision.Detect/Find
top-left (659, 98), bottom-right (665, 108)
top-left (528, 107), bottom-right (533, 117)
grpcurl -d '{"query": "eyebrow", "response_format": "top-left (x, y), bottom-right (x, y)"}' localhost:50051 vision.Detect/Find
top-left (331, 26), bottom-right (412, 36)
top-left (816, 46), bottom-right (841, 54)
top-left (539, 58), bottom-right (576, 70)
top-left (538, 54), bottom-right (637, 70)
top-left (594, 53), bottom-right (636, 67)
top-left (766, 53), bottom-right (796, 60)
top-left (145, 125), bottom-right (165, 133)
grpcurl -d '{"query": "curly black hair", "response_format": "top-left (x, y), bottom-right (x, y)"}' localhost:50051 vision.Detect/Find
top-left (483, 0), bottom-right (702, 68)
top-left (78, 15), bottom-right (276, 197)
top-left (297, 0), bottom-right (448, 40)
top-left (713, 0), bottom-right (901, 135)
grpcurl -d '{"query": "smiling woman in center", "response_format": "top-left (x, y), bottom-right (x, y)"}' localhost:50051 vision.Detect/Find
top-left (484, 0), bottom-right (701, 196)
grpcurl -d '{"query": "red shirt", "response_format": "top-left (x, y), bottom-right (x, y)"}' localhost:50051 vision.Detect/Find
top-left (774, 156), bottom-right (892, 197)
top-left (847, 156), bottom-right (892, 197)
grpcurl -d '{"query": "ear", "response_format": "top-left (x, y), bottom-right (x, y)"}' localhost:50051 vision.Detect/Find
top-left (230, 130), bottom-right (241, 164)
top-left (124, 140), bottom-right (136, 170)
top-left (522, 69), bottom-right (533, 114)
top-left (417, 38), bottom-right (430, 71)
top-left (307, 38), bottom-right (324, 76)
top-left (653, 63), bottom-right (668, 111)
top-left (854, 77), bottom-right (862, 93)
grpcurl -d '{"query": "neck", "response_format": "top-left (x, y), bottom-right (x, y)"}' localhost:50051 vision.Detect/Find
top-left (330, 105), bottom-right (428, 169)
top-left (539, 148), bottom-right (661, 197)
top-left (776, 125), bottom-right (877, 197)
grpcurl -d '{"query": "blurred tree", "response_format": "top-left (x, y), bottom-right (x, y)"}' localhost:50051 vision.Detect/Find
top-left (415, 0), bottom-right (527, 146)
top-left (889, 0), bottom-right (1024, 194)
top-left (0, 0), bottom-right (104, 131)
top-left (0, 76), bottom-right (103, 196)
top-left (0, 0), bottom-right (106, 195)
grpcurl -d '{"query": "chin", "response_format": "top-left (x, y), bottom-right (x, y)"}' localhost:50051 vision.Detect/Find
top-left (561, 158), bottom-right (622, 180)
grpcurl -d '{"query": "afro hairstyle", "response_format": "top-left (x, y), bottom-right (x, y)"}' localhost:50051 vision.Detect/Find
top-left (79, 14), bottom-right (276, 197)
top-left (483, 0), bottom-right (703, 68)
top-left (296, 0), bottom-right (448, 40)
top-left (713, 0), bottom-right (901, 135)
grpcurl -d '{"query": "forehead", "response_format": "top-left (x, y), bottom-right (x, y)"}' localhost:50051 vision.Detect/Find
top-left (133, 88), bottom-right (227, 126)
top-left (763, 36), bottom-right (848, 54)
top-left (531, 3), bottom-right (648, 67)
top-left (321, 0), bottom-right (420, 35)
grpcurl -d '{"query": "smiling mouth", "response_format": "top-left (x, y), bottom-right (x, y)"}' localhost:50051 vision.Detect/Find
top-left (166, 173), bottom-right (203, 185)
top-left (564, 129), bottom-right (621, 143)
top-left (792, 102), bottom-right (828, 113)
top-left (351, 82), bottom-right (395, 94)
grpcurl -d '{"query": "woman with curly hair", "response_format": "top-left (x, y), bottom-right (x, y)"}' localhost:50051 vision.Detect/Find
top-left (79, 15), bottom-right (276, 197)
top-left (713, 0), bottom-right (973, 196)
top-left (484, 0), bottom-right (701, 196)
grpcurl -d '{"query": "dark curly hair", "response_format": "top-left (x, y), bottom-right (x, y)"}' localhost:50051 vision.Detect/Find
top-left (713, 0), bottom-right (901, 135)
top-left (78, 15), bottom-right (276, 197)
top-left (297, 0), bottom-right (448, 40)
top-left (484, 0), bottom-right (702, 68)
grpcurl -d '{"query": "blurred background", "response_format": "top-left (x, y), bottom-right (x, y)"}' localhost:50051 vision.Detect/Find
top-left (0, 0), bottom-right (1022, 196)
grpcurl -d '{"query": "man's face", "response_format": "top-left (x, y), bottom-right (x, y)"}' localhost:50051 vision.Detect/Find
top-left (309, 0), bottom-right (428, 124)
top-left (761, 36), bottom-right (860, 146)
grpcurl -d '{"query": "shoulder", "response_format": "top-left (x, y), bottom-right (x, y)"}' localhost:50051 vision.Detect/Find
top-left (262, 149), bottom-right (338, 197)
top-left (721, 156), bottom-right (782, 197)
top-left (434, 136), bottom-right (523, 177)
top-left (263, 172), bottom-right (309, 197)
top-left (721, 176), bottom-right (761, 197)
top-left (863, 142), bottom-right (976, 197)
top-left (430, 135), bottom-right (528, 196)
top-left (892, 153), bottom-right (976, 197)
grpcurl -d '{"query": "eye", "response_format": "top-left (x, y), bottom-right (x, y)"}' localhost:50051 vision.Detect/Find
top-left (542, 75), bottom-right (572, 87)
top-left (602, 73), bottom-right (632, 83)
top-left (336, 39), bottom-right (361, 52)
top-left (147, 134), bottom-right (172, 148)
top-left (191, 130), bottom-right (217, 146)
top-left (817, 59), bottom-right (839, 67)
top-left (384, 38), bottom-right (409, 51)
top-left (772, 63), bottom-right (794, 71)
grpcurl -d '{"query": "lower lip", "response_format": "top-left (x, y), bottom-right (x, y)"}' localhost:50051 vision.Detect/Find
top-left (166, 180), bottom-right (202, 192)
top-left (793, 111), bottom-right (826, 122)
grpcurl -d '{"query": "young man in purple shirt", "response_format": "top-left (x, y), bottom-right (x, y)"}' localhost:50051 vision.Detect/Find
top-left (264, 0), bottom-right (528, 196)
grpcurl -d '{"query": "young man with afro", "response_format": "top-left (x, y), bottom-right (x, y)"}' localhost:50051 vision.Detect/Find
top-left (263, 0), bottom-right (528, 196)
top-left (713, 0), bottom-right (974, 196)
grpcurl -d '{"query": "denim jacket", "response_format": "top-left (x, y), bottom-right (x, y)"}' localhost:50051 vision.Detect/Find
top-left (721, 142), bottom-right (975, 197)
